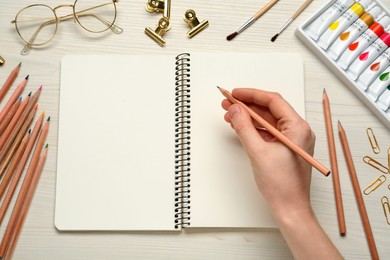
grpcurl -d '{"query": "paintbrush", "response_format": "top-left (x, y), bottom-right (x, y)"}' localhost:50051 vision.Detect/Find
top-left (227, 0), bottom-right (279, 41)
top-left (271, 0), bottom-right (313, 42)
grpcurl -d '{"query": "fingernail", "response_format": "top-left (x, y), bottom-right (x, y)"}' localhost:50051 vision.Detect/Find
top-left (228, 105), bottom-right (241, 118)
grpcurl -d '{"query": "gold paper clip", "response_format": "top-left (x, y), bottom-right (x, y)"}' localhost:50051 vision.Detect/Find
top-left (363, 175), bottom-right (386, 195)
top-left (145, 0), bottom-right (165, 14)
top-left (0, 56), bottom-right (4, 66)
top-left (363, 156), bottom-right (389, 174)
top-left (381, 196), bottom-right (390, 225)
top-left (366, 128), bottom-right (380, 154)
top-left (145, 17), bottom-right (171, 46)
top-left (183, 9), bottom-right (209, 38)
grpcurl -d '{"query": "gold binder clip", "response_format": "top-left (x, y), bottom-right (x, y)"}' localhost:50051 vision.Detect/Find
top-left (183, 9), bottom-right (209, 38)
top-left (366, 128), bottom-right (380, 154)
top-left (145, 0), bottom-right (165, 14)
top-left (381, 196), bottom-right (390, 225)
top-left (363, 175), bottom-right (386, 195)
top-left (145, 17), bottom-right (171, 46)
top-left (0, 56), bottom-right (4, 66)
top-left (363, 156), bottom-right (389, 174)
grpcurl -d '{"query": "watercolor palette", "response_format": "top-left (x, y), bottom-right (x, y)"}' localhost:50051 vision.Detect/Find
top-left (295, 0), bottom-right (390, 129)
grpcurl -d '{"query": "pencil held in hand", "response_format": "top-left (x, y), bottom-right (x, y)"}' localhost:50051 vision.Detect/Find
top-left (218, 86), bottom-right (330, 176)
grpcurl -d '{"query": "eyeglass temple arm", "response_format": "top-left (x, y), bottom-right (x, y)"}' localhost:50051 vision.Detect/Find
top-left (20, 13), bottom-right (123, 55)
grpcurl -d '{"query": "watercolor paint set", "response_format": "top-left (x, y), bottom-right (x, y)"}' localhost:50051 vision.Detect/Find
top-left (295, 0), bottom-right (390, 129)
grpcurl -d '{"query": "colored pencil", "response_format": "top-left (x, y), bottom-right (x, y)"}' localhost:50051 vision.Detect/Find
top-left (0, 75), bottom-right (28, 124)
top-left (0, 116), bottom-right (49, 257)
top-left (0, 97), bottom-right (21, 135)
top-left (0, 114), bottom-right (45, 225)
top-left (0, 104), bottom-right (37, 178)
top-left (218, 86), bottom-right (330, 176)
top-left (322, 89), bottom-right (346, 236)
top-left (271, 0), bottom-right (313, 42)
top-left (338, 121), bottom-right (379, 260)
top-left (0, 63), bottom-right (21, 103)
top-left (0, 86), bottom-right (41, 162)
top-left (227, 0), bottom-right (279, 41)
top-left (0, 95), bottom-right (30, 153)
top-left (0, 130), bottom-right (30, 201)
top-left (2, 144), bottom-right (47, 260)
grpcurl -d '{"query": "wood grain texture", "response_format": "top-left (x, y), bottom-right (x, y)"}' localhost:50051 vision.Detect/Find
top-left (0, 0), bottom-right (389, 259)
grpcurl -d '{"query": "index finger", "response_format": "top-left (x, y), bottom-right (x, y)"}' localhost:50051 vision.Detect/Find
top-left (232, 88), bottom-right (302, 121)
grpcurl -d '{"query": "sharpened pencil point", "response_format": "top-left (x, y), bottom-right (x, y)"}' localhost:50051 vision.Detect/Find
top-left (227, 32), bottom-right (238, 41)
top-left (271, 33), bottom-right (279, 42)
top-left (19, 96), bottom-right (22, 101)
top-left (18, 62), bottom-right (22, 67)
top-left (25, 75), bottom-right (29, 80)
top-left (28, 129), bottom-right (32, 134)
top-left (38, 85), bottom-right (43, 91)
top-left (28, 91), bottom-right (32, 97)
top-left (45, 143), bottom-right (48, 148)
top-left (47, 116), bottom-right (51, 121)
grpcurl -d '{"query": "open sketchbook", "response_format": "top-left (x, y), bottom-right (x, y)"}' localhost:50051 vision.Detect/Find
top-left (55, 53), bottom-right (305, 231)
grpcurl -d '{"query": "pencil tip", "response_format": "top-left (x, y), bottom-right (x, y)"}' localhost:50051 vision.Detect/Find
top-left (45, 143), bottom-right (48, 148)
top-left (227, 32), bottom-right (238, 41)
top-left (28, 91), bottom-right (32, 97)
top-left (34, 104), bottom-right (38, 110)
top-left (38, 85), bottom-right (43, 91)
top-left (323, 88), bottom-right (326, 93)
top-left (19, 96), bottom-right (22, 101)
top-left (18, 62), bottom-right (22, 67)
top-left (28, 129), bottom-right (32, 134)
top-left (25, 75), bottom-right (29, 80)
top-left (271, 34), bottom-right (279, 42)
top-left (47, 116), bottom-right (51, 121)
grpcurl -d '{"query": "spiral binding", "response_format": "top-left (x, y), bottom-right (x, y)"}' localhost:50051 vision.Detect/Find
top-left (174, 53), bottom-right (191, 229)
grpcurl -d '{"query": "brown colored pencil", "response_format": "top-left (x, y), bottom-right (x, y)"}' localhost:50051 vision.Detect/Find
top-left (0, 116), bottom-right (49, 257)
top-left (338, 121), bottom-right (379, 260)
top-left (0, 63), bottom-right (21, 103)
top-left (0, 130), bottom-right (30, 201)
top-left (0, 97), bottom-right (21, 136)
top-left (0, 105), bottom-right (37, 178)
top-left (322, 89), bottom-right (346, 236)
top-left (0, 87), bottom-right (41, 162)
top-left (218, 86), bottom-right (330, 176)
top-left (0, 113), bottom-right (45, 225)
top-left (2, 144), bottom-right (48, 260)
top-left (0, 95), bottom-right (29, 153)
top-left (0, 75), bottom-right (28, 124)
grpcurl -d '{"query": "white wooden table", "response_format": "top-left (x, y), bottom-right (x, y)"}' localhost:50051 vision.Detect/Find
top-left (0, 0), bottom-right (389, 259)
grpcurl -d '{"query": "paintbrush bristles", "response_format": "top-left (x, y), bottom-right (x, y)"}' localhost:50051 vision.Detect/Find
top-left (227, 32), bottom-right (238, 41)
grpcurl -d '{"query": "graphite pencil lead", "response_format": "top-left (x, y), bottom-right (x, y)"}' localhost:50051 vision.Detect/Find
top-left (18, 62), bottom-right (22, 67)
top-left (25, 75), bottom-right (29, 80)
top-left (47, 116), bottom-right (51, 121)
top-left (28, 91), bottom-right (32, 97)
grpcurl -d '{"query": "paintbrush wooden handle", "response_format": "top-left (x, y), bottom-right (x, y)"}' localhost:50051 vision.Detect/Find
top-left (292, 0), bottom-right (313, 20)
top-left (254, 0), bottom-right (279, 20)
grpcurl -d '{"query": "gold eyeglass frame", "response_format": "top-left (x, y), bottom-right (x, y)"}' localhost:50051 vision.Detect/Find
top-left (12, 0), bottom-right (123, 55)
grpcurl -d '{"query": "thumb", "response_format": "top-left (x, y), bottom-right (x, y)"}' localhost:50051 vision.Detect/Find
top-left (228, 104), bottom-right (264, 153)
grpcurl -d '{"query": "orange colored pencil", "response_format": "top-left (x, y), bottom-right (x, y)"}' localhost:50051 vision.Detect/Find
top-left (0, 75), bottom-right (28, 124)
top-left (0, 63), bottom-right (21, 103)
top-left (218, 86), bottom-right (330, 176)
top-left (322, 89), bottom-right (346, 236)
top-left (0, 116), bottom-right (49, 257)
top-left (0, 86), bottom-right (41, 162)
top-left (338, 121), bottom-right (379, 260)
top-left (0, 97), bottom-right (21, 135)
top-left (0, 94), bottom-right (29, 152)
top-left (0, 105), bottom-right (37, 178)
top-left (0, 113), bottom-right (45, 225)
top-left (2, 144), bottom-right (48, 260)
top-left (0, 130), bottom-right (30, 201)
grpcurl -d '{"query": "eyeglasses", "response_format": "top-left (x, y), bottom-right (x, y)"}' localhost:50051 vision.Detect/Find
top-left (12, 0), bottom-right (123, 55)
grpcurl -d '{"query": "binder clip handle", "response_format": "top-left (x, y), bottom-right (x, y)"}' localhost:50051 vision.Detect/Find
top-left (183, 9), bottom-right (209, 38)
top-left (145, 17), bottom-right (170, 46)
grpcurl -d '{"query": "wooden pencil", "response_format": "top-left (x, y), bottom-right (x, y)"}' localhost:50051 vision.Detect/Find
top-left (0, 113), bottom-right (45, 226)
top-left (322, 89), bottom-right (346, 236)
top-left (0, 116), bottom-right (49, 257)
top-left (0, 105), bottom-right (37, 178)
top-left (338, 121), bottom-right (379, 260)
top-left (2, 144), bottom-right (48, 260)
top-left (0, 130), bottom-right (30, 201)
top-left (0, 75), bottom-right (28, 124)
top-left (0, 86), bottom-right (41, 162)
top-left (0, 94), bottom-right (30, 153)
top-left (218, 87), bottom-right (331, 176)
top-left (0, 97), bottom-right (21, 136)
top-left (0, 63), bottom-right (21, 103)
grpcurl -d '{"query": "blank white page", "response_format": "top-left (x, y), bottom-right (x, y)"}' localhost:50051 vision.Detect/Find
top-left (55, 55), bottom-right (177, 231)
top-left (189, 53), bottom-right (305, 228)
